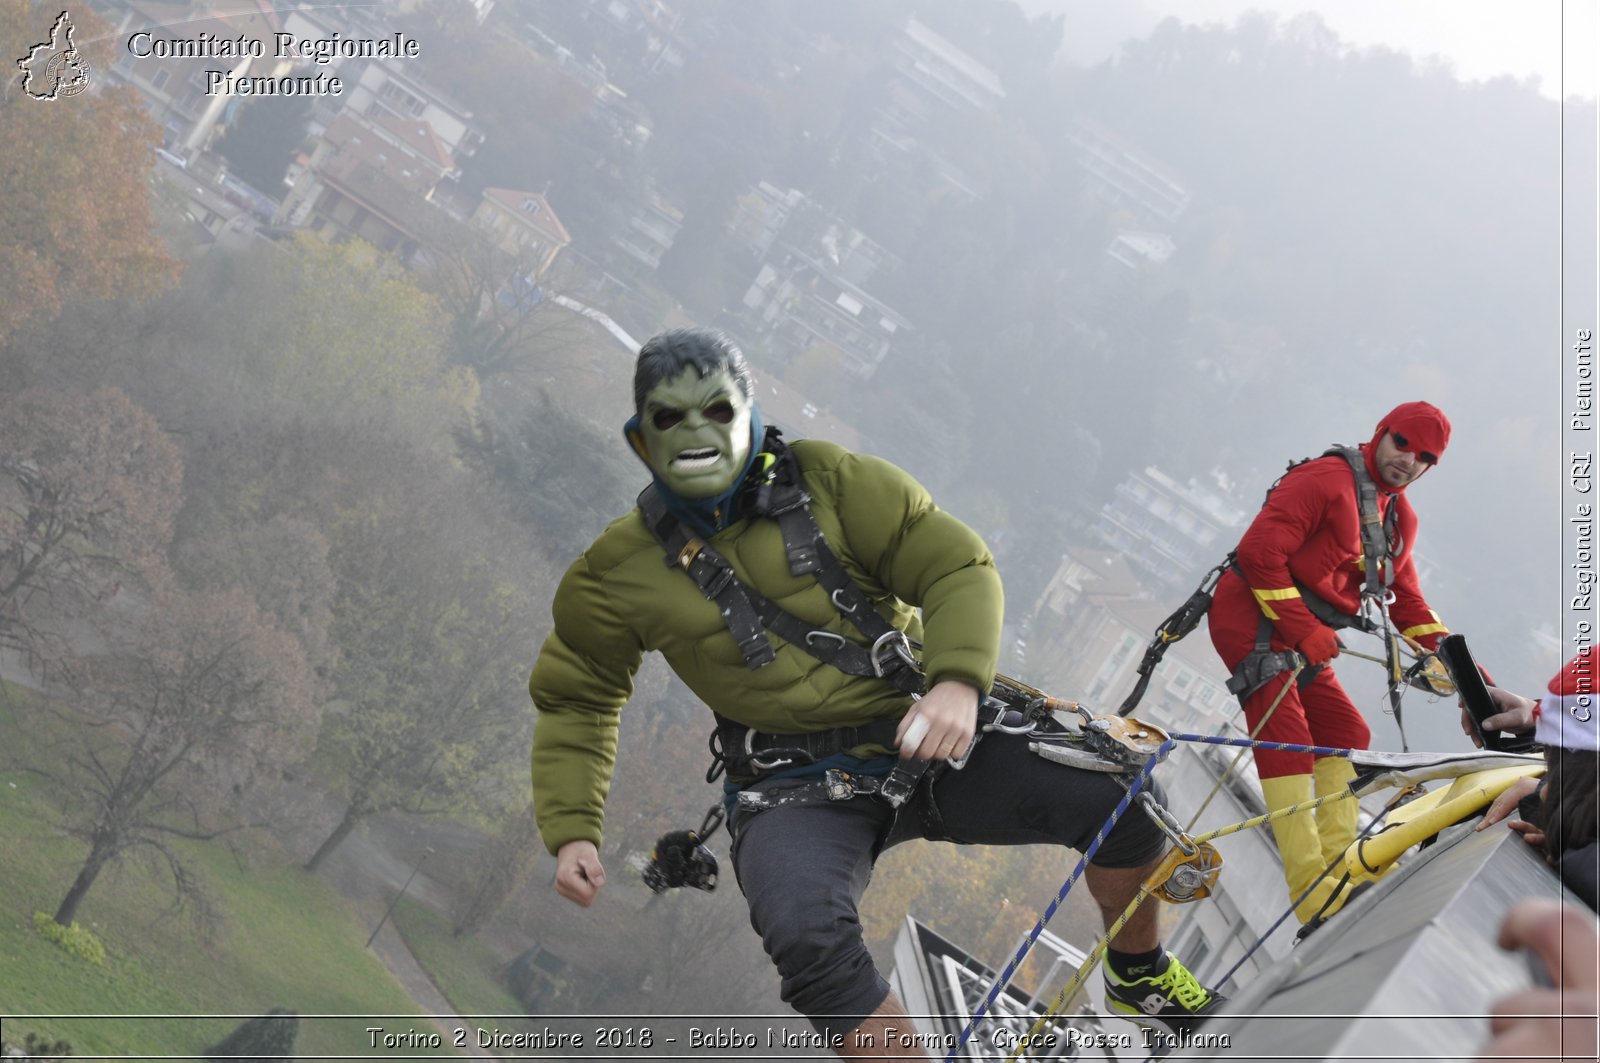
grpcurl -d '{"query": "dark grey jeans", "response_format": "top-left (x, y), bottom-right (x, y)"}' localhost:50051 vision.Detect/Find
top-left (728, 728), bottom-right (1168, 1039)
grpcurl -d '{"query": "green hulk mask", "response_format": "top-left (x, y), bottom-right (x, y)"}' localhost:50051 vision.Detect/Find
top-left (636, 368), bottom-right (753, 498)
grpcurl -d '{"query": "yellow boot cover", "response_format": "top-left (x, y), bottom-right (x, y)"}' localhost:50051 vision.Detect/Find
top-left (1261, 774), bottom-right (1355, 924)
top-left (1312, 757), bottom-right (1360, 867)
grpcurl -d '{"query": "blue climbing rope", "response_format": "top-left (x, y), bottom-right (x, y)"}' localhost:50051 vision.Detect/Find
top-left (943, 738), bottom-right (1175, 1063)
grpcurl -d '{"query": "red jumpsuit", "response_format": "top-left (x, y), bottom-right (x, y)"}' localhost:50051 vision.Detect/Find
top-left (1209, 401), bottom-right (1454, 924)
top-left (1208, 448), bottom-right (1447, 778)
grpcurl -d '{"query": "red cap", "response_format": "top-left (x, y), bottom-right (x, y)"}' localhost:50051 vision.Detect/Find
top-left (1372, 401), bottom-right (1451, 464)
top-left (1538, 646), bottom-right (1599, 752)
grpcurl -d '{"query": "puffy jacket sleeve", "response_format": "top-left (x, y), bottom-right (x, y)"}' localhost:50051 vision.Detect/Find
top-left (529, 550), bottom-right (643, 855)
top-left (1232, 467), bottom-right (1331, 648)
top-left (832, 451), bottom-right (1002, 693)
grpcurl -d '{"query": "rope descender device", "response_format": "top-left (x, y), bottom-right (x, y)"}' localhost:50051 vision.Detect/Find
top-left (1079, 709), bottom-right (1172, 767)
top-left (1131, 789), bottom-right (1224, 903)
top-left (642, 804), bottom-right (725, 895)
top-left (1027, 707), bottom-right (1173, 774)
top-left (1147, 838), bottom-right (1225, 904)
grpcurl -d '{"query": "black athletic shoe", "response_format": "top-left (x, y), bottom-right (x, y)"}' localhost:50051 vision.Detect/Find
top-left (1104, 952), bottom-right (1223, 1037)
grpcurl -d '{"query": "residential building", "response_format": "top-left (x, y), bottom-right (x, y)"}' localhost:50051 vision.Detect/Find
top-left (279, 112), bottom-right (456, 258)
top-left (574, 0), bottom-right (693, 79)
top-left (1106, 231), bottom-right (1176, 272)
top-left (742, 245), bottom-right (912, 379)
top-left (337, 57), bottom-right (483, 164)
top-left (1069, 119), bottom-right (1191, 224)
top-left (887, 18), bottom-right (1006, 122)
top-left (728, 183), bottom-right (807, 260)
top-left (107, 0), bottom-right (294, 155)
top-left (1093, 467), bottom-right (1246, 596)
top-left (612, 187), bottom-right (684, 272)
top-left (1025, 544), bottom-right (1233, 730)
top-left (472, 189), bottom-right (572, 279)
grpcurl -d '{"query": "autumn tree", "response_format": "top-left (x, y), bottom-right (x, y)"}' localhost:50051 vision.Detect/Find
top-left (450, 802), bottom-right (544, 938)
top-left (410, 223), bottom-right (590, 379)
top-left (302, 460), bottom-right (543, 872)
top-left (21, 588), bottom-right (317, 926)
top-left (140, 238), bottom-right (473, 442)
top-left (0, 1), bottom-right (178, 342)
top-left (172, 514), bottom-right (338, 676)
top-left (0, 387), bottom-right (182, 675)
top-left (455, 404), bottom-right (637, 564)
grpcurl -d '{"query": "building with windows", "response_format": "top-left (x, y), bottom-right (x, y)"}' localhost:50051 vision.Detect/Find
top-left (108, 0), bottom-right (295, 155)
top-left (1068, 119), bottom-right (1191, 225)
top-left (472, 189), bottom-right (572, 279)
top-left (886, 17), bottom-right (1006, 124)
top-left (1093, 466), bottom-right (1246, 597)
top-left (612, 187), bottom-right (684, 273)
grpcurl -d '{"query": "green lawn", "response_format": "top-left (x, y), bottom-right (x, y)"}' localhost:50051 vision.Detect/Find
top-left (0, 691), bottom-right (458, 1059)
top-left (390, 899), bottom-right (529, 1024)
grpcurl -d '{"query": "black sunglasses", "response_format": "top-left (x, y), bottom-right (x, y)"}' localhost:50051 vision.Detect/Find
top-left (1390, 432), bottom-right (1437, 465)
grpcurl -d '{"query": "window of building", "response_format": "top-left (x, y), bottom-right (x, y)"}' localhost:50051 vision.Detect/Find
top-left (378, 79), bottom-right (426, 118)
top-left (151, 67), bottom-right (170, 91)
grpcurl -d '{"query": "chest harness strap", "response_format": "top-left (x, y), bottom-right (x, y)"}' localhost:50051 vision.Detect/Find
top-left (636, 429), bottom-right (927, 788)
top-left (1226, 446), bottom-right (1403, 701)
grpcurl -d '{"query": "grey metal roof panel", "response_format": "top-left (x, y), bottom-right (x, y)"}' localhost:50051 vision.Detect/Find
top-left (1188, 823), bottom-right (1579, 1061)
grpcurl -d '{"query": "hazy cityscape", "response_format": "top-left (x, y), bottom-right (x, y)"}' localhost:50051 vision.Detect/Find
top-left (0, 0), bottom-right (1595, 1057)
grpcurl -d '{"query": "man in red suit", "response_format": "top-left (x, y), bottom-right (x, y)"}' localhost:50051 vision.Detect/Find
top-left (1208, 401), bottom-right (1455, 923)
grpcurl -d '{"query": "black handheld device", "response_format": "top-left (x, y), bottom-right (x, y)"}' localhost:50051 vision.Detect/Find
top-left (1438, 633), bottom-right (1530, 752)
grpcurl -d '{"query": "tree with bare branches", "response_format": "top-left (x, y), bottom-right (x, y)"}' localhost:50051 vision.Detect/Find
top-left (0, 387), bottom-right (182, 676)
top-left (24, 588), bottom-right (317, 926)
top-left (412, 222), bottom-right (590, 380)
top-left (302, 472), bottom-right (540, 872)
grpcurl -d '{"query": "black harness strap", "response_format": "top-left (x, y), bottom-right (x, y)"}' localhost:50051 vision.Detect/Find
top-left (1224, 446), bottom-right (1401, 703)
top-left (637, 487), bottom-right (776, 670)
top-left (636, 429), bottom-right (923, 697)
top-left (710, 716), bottom-right (905, 781)
top-left (1326, 446), bottom-right (1402, 605)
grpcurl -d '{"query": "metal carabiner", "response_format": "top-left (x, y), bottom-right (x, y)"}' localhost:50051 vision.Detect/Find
top-left (806, 630), bottom-right (847, 651)
top-left (869, 630), bottom-right (918, 678)
top-left (1137, 792), bottom-right (1199, 856)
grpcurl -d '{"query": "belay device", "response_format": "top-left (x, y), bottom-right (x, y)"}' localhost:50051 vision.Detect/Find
top-left (642, 805), bottom-right (724, 894)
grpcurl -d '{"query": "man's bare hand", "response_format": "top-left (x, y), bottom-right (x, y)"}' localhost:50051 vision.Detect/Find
top-left (554, 839), bottom-right (606, 906)
top-left (1479, 901), bottom-right (1599, 1063)
top-left (1461, 685), bottom-right (1538, 748)
top-left (896, 680), bottom-right (979, 761)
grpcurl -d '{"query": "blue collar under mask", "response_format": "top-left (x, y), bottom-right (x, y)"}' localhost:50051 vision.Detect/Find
top-left (624, 403), bottom-right (766, 540)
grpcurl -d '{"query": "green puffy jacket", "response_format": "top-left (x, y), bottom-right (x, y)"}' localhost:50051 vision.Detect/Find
top-left (529, 438), bottom-right (1002, 854)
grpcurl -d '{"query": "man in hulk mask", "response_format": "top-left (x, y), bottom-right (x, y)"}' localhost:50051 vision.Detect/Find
top-left (530, 328), bottom-right (1220, 1057)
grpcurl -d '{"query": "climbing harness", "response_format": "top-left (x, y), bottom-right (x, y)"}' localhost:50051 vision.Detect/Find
top-left (639, 427), bottom-right (937, 818)
top-left (638, 426), bottom-right (924, 696)
top-left (1116, 446), bottom-right (1441, 753)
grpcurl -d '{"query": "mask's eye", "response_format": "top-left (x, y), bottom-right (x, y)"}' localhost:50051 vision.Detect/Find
top-left (1418, 451), bottom-right (1438, 465)
top-left (704, 400), bottom-right (735, 425)
top-left (1392, 432), bottom-right (1409, 449)
top-left (651, 408), bottom-right (684, 431)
